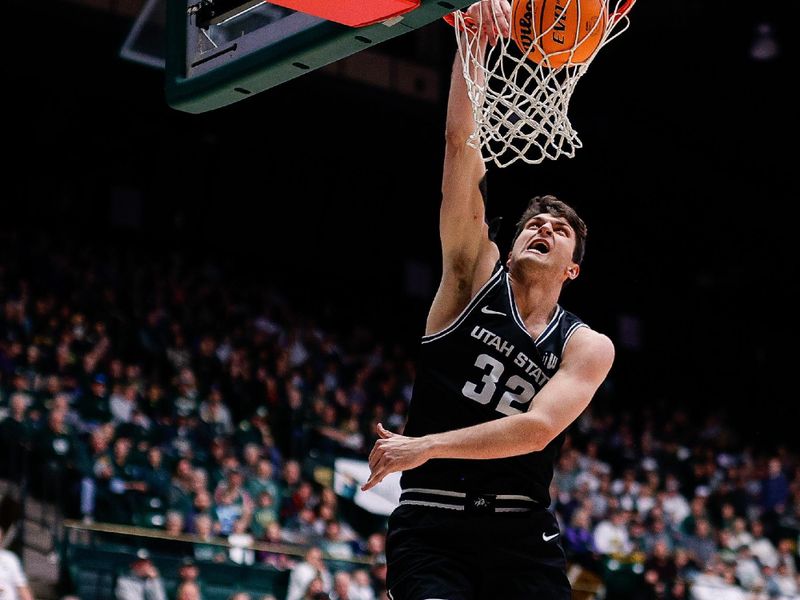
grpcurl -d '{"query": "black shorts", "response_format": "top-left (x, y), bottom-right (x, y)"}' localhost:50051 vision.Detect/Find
top-left (386, 505), bottom-right (570, 600)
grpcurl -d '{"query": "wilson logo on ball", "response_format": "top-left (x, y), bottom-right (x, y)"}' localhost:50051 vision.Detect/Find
top-left (511, 0), bottom-right (607, 67)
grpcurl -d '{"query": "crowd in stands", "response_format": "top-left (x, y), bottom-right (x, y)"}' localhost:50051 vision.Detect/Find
top-left (1, 239), bottom-right (799, 600)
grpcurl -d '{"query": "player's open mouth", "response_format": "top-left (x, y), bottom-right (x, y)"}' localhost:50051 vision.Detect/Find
top-left (527, 240), bottom-right (551, 254)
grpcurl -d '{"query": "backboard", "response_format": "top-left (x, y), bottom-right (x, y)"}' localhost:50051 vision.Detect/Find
top-left (166, 0), bottom-right (475, 113)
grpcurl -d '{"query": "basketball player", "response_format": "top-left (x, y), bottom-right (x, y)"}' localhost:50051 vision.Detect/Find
top-left (361, 1), bottom-right (615, 598)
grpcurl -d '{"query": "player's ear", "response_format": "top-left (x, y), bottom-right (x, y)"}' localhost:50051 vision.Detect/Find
top-left (566, 263), bottom-right (580, 281)
top-left (506, 251), bottom-right (512, 269)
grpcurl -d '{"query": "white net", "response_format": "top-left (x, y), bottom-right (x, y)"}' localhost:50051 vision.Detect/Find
top-left (452, 0), bottom-right (635, 167)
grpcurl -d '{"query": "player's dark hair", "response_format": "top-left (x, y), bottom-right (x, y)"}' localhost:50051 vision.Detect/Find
top-left (513, 195), bottom-right (587, 265)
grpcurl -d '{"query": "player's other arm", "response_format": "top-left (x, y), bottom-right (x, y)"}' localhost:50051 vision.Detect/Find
top-left (426, 1), bottom-right (510, 336)
top-left (362, 328), bottom-right (614, 490)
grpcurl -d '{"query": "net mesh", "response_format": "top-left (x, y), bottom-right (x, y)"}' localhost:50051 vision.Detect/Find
top-left (452, 0), bottom-right (634, 167)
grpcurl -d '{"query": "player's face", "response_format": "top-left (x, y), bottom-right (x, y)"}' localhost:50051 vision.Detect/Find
top-left (509, 213), bottom-right (579, 282)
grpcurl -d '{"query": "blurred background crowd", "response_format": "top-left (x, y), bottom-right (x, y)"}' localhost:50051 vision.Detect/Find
top-left (1, 236), bottom-right (799, 600)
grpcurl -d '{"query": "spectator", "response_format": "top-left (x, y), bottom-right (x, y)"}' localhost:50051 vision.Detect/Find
top-left (0, 527), bottom-right (34, 600)
top-left (661, 476), bottom-right (691, 527)
top-left (228, 519), bottom-right (256, 566)
top-left (329, 571), bottom-right (352, 600)
top-left (250, 491), bottom-right (279, 540)
top-left (149, 511), bottom-right (191, 556)
top-left (214, 467), bottom-right (253, 536)
top-left (114, 550), bottom-right (167, 600)
top-left (192, 514), bottom-right (226, 563)
top-left (246, 459), bottom-right (280, 508)
top-left (110, 384), bottom-right (139, 424)
top-left (726, 517), bottom-right (753, 551)
top-left (0, 392), bottom-right (31, 481)
top-left (175, 581), bottom-right (201, 600)
top-left (761, 458), bottom-right (790, 514)
top-left (750, 520), bottom-right (779, 569)
top-left (348, 570), bottom-right (376, 600)
top-left (141, 446), bottom-right (171, 509)
top-left (257, 522), bottom-right (292, 570)
top-left (682, 518), bottom-right (717, 570)
top-left (563, 508), bottom-right (596, 567)
top-left (593, 509), bottom-right (632, 555)
top-left (199, 386), bottom-right (234, 437)
top-left (320, 521), bottom-right (353, 561)
top-left (286, 547), bottom-right (332, 600)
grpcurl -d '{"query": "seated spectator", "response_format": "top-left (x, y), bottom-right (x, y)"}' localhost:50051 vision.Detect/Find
top-left (228, 519), bottom-right (256, 566)
top-left (593, 509), bottom-right (632, 555)
top-left (199, 386), bottom-right (234, 438)
top-left (750, 520), bottom-right (779, 569)
top-left (241, 443), bottom-right (262, 477)
top-left (644, 540), bottom-right (677, 586)
top-left (188, 490), bottom-right (216, 532)
top-left (0, 527), bottom-right (34, 600)
top-left (682, 518), bottom-right (717, 570)
top-left (114, 550), bottom-right (167, 600)
top-left (320, 521), bottom-right (353, 561)
top-left (726, 517), bottom-right (753, 551)
top-left (110, 384), bottom-right (139, 424)
top-left (141, 446), bottom-right (171, 509)
top-left (246, 459), bottom-right (280, 509)
top-left (258, 523), bottom-right (293, 570)
top-left (0, 392), bottom-right (32, 481)
top-left (250, 491), bottom-right (279, 540)
top-left (214, 467), bottom-right (253, 535)
top-left (168, 459), bottom-right (196, 515)
top-left (680, 495), bottom-right (709, 536)
top-left (330, 571), bottom-right (353, 600)
top-left (348, 570), bottom-right (376, 600)
top-left (734, 545), bottom-right (764, 591)
top-left (149, 510), bottom-right (191, 556)
top-left (301, 577), bottom-right (329, 600)
top-left (364, 533), bottom-right (385, 565)
top-left (175, 581), bottom-right (201, 600)
top-left (286, 547), bottom-right (332, 600)
top-left (564, 508), bottom-right (597, 568)
top-left (192, 514), bottom-right (227, 564)
top-left (284, 507), bottom-right (318, 545)
top-left (177, 557), bottom-right (201, 588)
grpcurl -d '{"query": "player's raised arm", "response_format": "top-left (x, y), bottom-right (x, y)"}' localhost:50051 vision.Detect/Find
top-left (427, 0), bottom-right (511, 335)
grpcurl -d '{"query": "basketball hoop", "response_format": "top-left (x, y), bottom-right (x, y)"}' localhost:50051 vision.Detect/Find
top-left (450, 0), bottom-right (636, 167)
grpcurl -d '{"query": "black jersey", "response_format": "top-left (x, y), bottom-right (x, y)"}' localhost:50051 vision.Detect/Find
top-left (401, 263), bottom-right (589, 506)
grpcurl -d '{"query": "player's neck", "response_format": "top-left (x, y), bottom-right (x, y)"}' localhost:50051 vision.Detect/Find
top-left (508, 271), bottom-right (561, 336)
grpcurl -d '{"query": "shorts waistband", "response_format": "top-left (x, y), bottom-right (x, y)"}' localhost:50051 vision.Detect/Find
top-left (399, 487), bottom-right (540, 513)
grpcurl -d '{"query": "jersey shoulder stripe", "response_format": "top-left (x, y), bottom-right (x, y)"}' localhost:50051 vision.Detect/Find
top-left (421, 265), bottom-right (504, 344)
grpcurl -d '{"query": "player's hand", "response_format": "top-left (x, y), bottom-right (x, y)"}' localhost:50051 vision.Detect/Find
top-left (361, 424), bottom-right (431, 491)
top-left (465, 0), bottom-right (512, 47)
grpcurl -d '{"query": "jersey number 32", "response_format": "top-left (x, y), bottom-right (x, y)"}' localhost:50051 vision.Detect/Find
top-left (461, 353), bottom-right (535, 416)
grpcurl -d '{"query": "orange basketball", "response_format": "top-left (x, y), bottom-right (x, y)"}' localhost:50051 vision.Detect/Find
top-left (511, 0), bottom-right (607, 67)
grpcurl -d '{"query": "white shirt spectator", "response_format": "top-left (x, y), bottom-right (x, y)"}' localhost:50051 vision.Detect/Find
top-left (735, 554), bottom-right (764, 591)
top-left (110, 393), bottom-right (135, 423)
top-left (662, 491), bottom-right (691, 526)
top-left (348, 570), bottom-right (376, 600)
top-left (593, 516), bottom-right (632, 555)
top-left (114, 573), bottom-right (167, 600)
top-left (286, 549), bottom-right (332, 600)
top-left (228, 532), bottom-right (255, 565)
top-left (751, 536), bottom-right (779, 569)
top-left (0, 548), bottom-right (30, 600)
top-left (690, 572), bottom-right (747, 600)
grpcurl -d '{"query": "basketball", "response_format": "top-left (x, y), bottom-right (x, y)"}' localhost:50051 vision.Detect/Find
top-left (511, 0), bottom-right (607, 67)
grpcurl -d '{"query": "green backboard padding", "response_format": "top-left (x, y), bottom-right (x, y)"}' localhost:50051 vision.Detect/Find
top-left (166, 0), bottom-right (475, 113)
